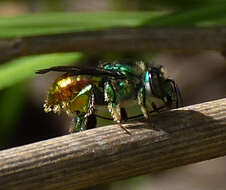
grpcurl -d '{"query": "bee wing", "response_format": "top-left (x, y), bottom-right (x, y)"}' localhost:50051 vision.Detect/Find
top-left (36, 66), bottom-right (126, 79)
top-left (36, 66), bottom-right (85, 74)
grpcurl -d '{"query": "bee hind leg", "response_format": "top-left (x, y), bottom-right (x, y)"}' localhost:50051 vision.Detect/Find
top-left (71, 111), bottom-right (97, 132)
top-left (70, 113), bottom-right (88, 132)
top-left (86, 113), bottom-right (97, 130)
top-left (69, 85), bottom-right (96, 132)
top-left (120, 107), bottom-right (128, 122)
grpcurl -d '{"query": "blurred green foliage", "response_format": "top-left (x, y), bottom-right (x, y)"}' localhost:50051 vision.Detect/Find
top-left (112, 0), bottom-right (213, 10)
top-left (0, 12), bottom-right (162, 38)
top-left (0, 53), bottom-right (83, 89)
top-left (144, 3), bottom-right (226, 26)
top-left (0, 83), bottom-right (27, 148)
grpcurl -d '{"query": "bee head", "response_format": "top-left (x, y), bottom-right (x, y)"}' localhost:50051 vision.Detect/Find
top-left (145, 65), bottom-right (182, 108)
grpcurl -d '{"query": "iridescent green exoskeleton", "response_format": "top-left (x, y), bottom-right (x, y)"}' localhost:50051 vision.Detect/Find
top-left (36, 61), bottom-right (182, 132)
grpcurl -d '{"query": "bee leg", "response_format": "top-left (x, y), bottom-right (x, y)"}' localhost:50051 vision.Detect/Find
top-left (104, 81), bottom-right (121, 123)
top-left (120, 107), bottom-right (128, 122)
top-left (86, 113), bottom-right (97, 130)
top-left (69, 85), bottom-right (96, 132)
top-left (137, 87), bottom-right (150, 120)
top-left (72, 102), bottom-right (96, 132)
top-left (71, 113), bottom-right (88, 132)
top-left (73, 112), bottom-right (96, 132)
top-left (151, 102), bottom-right (160, 113)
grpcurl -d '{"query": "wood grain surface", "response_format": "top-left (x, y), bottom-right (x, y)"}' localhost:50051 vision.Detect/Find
top-left (0, 98), bottom-right (226, 190)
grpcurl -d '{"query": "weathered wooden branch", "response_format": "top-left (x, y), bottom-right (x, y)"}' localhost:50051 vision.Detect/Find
top-left (1, 27), bottom-right (226, 63)
top-left (0, 98), bottom-right (226, 190)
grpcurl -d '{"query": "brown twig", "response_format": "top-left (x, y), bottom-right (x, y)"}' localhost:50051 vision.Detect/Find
top-left (0, 98), bottom-right (226, 190)
top-left (1, 26), bottom-right (226, 63)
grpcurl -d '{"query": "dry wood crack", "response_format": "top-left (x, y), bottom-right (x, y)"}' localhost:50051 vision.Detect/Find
top-left (0, 98), bottom-right (226, 190)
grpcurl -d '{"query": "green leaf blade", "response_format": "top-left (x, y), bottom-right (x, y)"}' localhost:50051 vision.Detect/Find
top-left (0, 53), bottom-right (83, 90)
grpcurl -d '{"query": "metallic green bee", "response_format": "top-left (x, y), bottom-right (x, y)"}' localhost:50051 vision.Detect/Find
top-left (36, 61), bottom-right (182, 132)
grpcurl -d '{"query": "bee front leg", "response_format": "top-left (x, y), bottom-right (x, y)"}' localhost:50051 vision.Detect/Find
top-left (104, 81), bottom-right (121, 123)
top-left (137, 87), bottom-right (150, 120)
